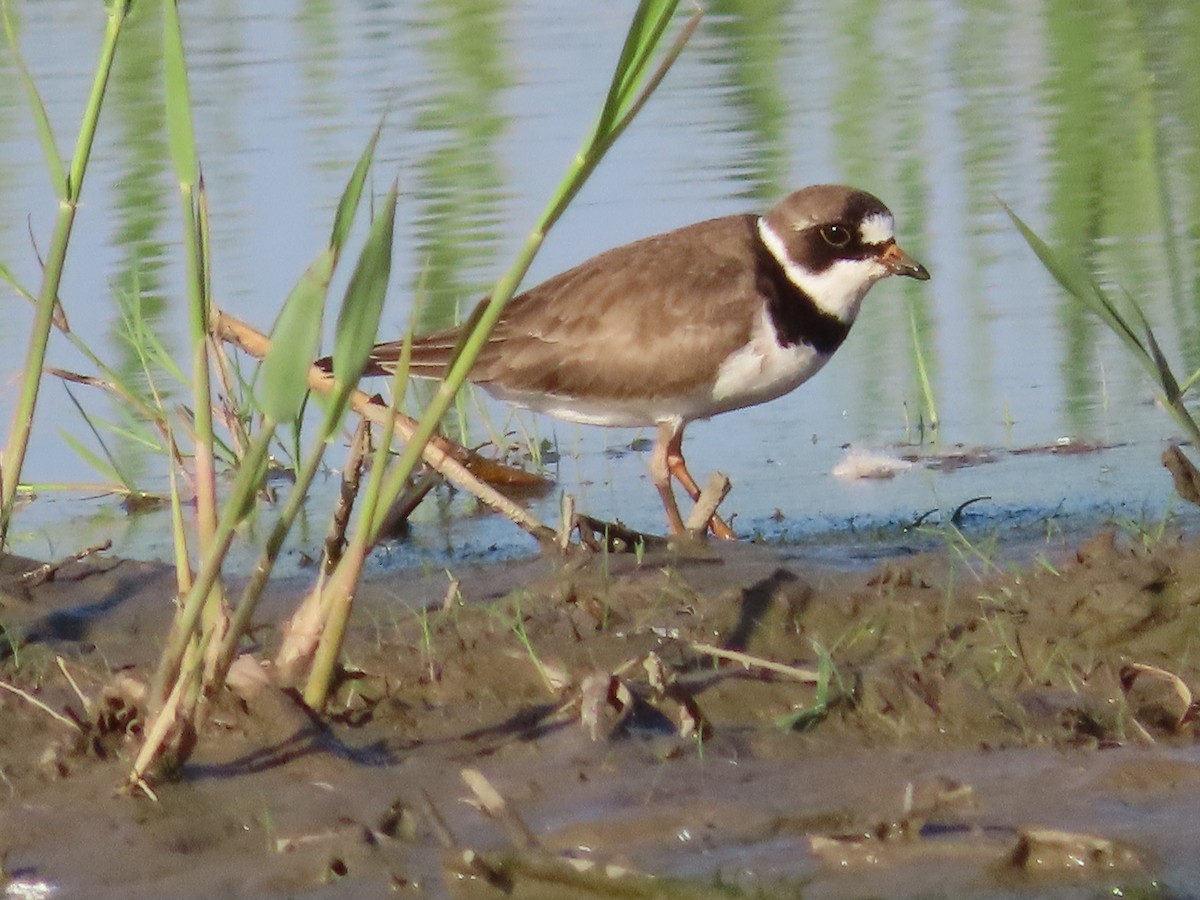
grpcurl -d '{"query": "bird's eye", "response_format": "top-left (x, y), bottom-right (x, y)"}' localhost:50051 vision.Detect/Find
top-left (820, 224), bottom-right (852, 248)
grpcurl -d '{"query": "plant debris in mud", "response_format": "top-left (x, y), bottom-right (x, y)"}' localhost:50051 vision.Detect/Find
top-left (0, 528), bottom-right (1197, 895)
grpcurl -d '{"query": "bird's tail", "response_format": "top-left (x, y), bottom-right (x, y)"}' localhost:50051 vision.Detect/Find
top-left (313, 328), bottom-right (463, 380)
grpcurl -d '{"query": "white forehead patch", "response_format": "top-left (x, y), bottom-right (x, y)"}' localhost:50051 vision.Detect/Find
top-left (858, 212), bottom-right (894, 246)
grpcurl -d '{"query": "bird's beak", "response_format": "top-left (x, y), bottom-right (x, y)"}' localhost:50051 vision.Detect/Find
top-left (881, 242), bottom-right (930, 281)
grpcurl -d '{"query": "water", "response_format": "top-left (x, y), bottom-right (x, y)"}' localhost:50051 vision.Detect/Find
top-left (2, 0), bottom-right (1200, 567)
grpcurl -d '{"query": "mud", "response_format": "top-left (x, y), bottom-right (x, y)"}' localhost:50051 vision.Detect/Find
top-left (2, 528), bottom-right (1199, 898)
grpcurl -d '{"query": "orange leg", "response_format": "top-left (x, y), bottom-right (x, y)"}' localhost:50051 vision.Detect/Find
top-left (653, 422), bottom-right (736, 539)
top-left (651, 422), bottom-right (688, 535)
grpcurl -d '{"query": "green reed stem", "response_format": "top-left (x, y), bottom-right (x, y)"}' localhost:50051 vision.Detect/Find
top-left (158, 1), bottom-right (226, 671)
top-left (0, 1), bottom-right (130, 546)
top-left (303, 388), bottom-right (402, 709)
top-left (367, 0), bottom-right (698, 540)
top-left (149, 423), bottom-right (276, 709)
top-left (909, 304), bottom-right (939, 434)
top-left (159, 0), bottom-right (229, 718)
top-left (303, 326), bottom-right (414, 709)
top-left (210, 427), bottom-right (327, 695)
top-left (142, 119), bottom-right (386, 756)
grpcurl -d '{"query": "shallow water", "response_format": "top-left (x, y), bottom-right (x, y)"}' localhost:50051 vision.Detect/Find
top-left (3, 1), bottom-right (1200, 565)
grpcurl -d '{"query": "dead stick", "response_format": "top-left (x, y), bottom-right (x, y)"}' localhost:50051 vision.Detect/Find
top-left (689, 641), bottom-right (819, 682)
top-left (462, 767), bottom-right (539, 851)
top-left (685, 472), bottom-right (731, 536)
top-left (214, 311), bottom-right (554, 545)
top-left (323, 417), bottom-right (369, 574)
top-left (20, 539), bottom-right (112, 586)
top-left (573, 514), bottom-right (669, 552)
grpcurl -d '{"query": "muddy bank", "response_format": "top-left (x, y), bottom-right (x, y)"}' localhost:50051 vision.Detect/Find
top-left (2, 529), bottom-right (1199, 898)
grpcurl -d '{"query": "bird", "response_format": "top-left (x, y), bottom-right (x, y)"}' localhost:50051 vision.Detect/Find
top-left (356, 184), bottom-right (929, 539)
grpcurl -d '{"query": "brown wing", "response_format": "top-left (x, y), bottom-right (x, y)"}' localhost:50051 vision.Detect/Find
top-left (372, 213), bottom-right (764, 402)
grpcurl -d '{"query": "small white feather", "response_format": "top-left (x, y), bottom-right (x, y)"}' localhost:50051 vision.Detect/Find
top-left (832, 447), bottom-right (913, 481)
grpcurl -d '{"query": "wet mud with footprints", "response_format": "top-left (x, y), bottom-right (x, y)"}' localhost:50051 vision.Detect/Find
top-left (2, 526), bottom-right (1199, 898)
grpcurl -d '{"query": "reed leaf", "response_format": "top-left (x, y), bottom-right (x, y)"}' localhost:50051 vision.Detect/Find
top-left (329, 181), bottom-right (398, 396)
top-left (1003, 204), bottom-right (1149, 366)
top-left (596, 0), bottom-right (677, 138)
top-left (1179, 366), bottom-right (1200, 396)
top-left (1004, 202), bottom-right (1200, 448)
top-left (0, 261), bottom-right (36, 306)
top-left (58, 434), bottom-right (121, 490)
top-left (305, 354), bottom-right (412, 709)
top-left (330, 119), bottom-right (384, 255)
top-left (69, 4), bottom-right (127, 200)
top-left (149, 423), bottom-right (275, 709)
top-left (162, 1), bottom-right (218, 578)
top-left (162, 0), bottom-right (197, 187)
top-left (259, 249), bottom-right (333, 425)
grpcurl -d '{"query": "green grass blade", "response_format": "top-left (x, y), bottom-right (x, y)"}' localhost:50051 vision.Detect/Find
top-left (1, 0), bottom-right (66, 197)
top-left (1138, 310), bottom-right (1200, 445)
top-left (1179, 365), bottom-right (1200, 396)
top-left (362, 7), bottom-right (697, 540)
top-left (0, 0), bottom-right (126, 546)
top-left (0, 261), bottom-right (36, 305)
top-left (99, 420), bottom-right (164, 454)
top-left (162, 4), bottom-right (216, 557)
top-left (909, 304), bottom-right (938, 433)
top-left (122, 307), bottom-right (188, 385)
top-left (777, 643), bottom-right (833, 732)
top-left (1115, 283), bottom-right (1185, 403)
top-left (59, 432), bottom-right (122, 489)
top-left (212, 424), bottom-right (335, 704)
top-left (149, 424), bottom-right (276, 709)
top-left (59, 387), bottom-right (136, 492)
top-left (1005, 201), bottom-right (1200, 447)
top-left (1143, 321), bottom-right (1182, 404)
top-left (592, 2), bottom-right (696, 161)
top-left (305, 334), bottom-right (420, 708)
top-left (1003, 202), bottom-right (1149, 363)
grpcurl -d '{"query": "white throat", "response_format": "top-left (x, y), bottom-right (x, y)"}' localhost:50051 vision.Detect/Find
top-left (757, 218), bottom-right (890, 323)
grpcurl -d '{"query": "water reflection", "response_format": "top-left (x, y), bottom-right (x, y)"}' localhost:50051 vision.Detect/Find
top-left (704, 0), bottom-right (788, 202)
top-left (1043, 0), bottom-right (1200, 431)
top-left (1, 1), bottom-right (1200, 562)
top-left (104, 5), bottom-right (170, 487)
top-left (410, 0), bottom-right (510, 333)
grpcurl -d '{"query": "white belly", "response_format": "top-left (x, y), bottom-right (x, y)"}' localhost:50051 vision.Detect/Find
top-left (707, 320), bottom-right (830, 415)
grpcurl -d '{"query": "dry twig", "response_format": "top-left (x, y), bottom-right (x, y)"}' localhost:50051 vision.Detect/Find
top-left (214, 311), bottom-right (555, 544)
top-left (689, 641), bottom-right (819, 682)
